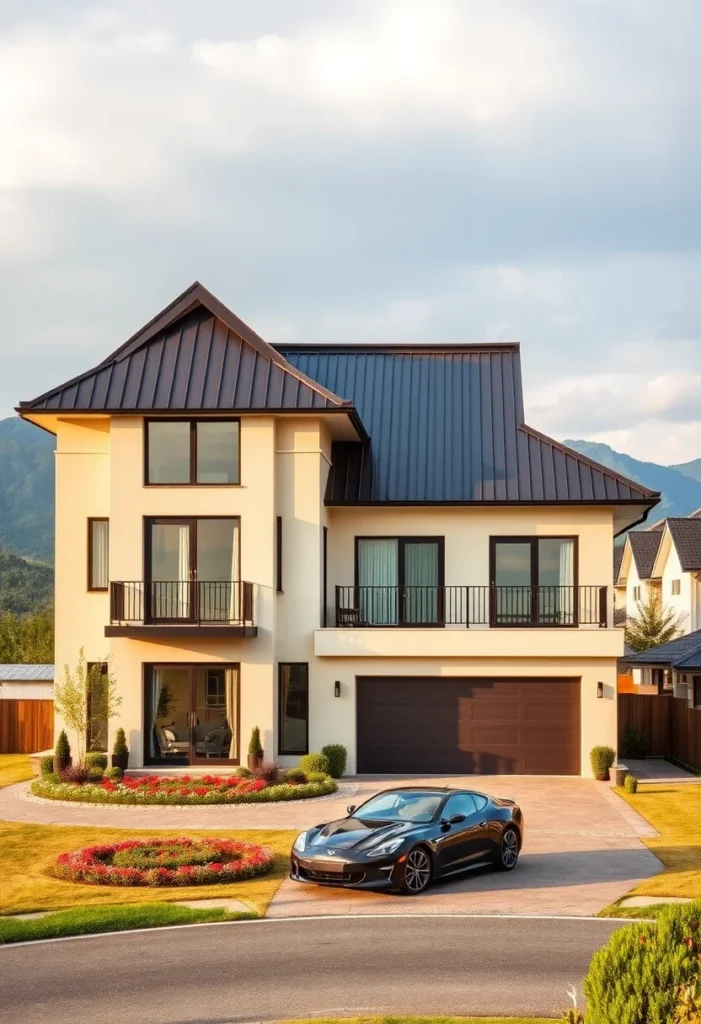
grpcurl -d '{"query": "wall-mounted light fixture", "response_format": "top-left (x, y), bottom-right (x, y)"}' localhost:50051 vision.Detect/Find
top-left (334, 680), bottom-right (341, 698)
top-left (597, 681), bottom-right (604, 698)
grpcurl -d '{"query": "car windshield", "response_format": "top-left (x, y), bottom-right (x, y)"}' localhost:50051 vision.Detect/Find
top-left (354, 790), bottom-right (443, 824)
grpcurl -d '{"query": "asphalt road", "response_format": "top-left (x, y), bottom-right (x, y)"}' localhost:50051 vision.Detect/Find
top-left (0, 915), bottom-right (626, 1023)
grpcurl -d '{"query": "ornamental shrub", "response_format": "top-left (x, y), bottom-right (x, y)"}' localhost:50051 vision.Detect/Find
top-left (40, 755), bottom-right (55, 776)
top-left (625, 774), bottom-right (639, 794)
top-left (590, 745), bottom-right (616, 780)
top-left (321, 744), bottom-right (347, 779)
top-left (283, 768), bottom-right (307, 784)
top-left (60, 763), bottom-right (92, 785)
top-left (300, 753), bottom-right (329, 776)
top-left (306, 771), bottom-right (327, 783)
top-left (248, 726), bottom-right (263, 758)
top-left (104, 766), bottom-right (124, 781)
top-left (55, 730), bottom-right (71, 758)
top-left (622, 724), bottom-right (648, 760)
top-left (252, 761), bottom-right (281, 784)
top-left (583, 900), bottom-right (701, 1024)
top-left (112, 728), bottom-right (128, 756)
top-left (86, 753), bottom-right (108, 771)
top-left (236, 766), bottom-right (253, 779)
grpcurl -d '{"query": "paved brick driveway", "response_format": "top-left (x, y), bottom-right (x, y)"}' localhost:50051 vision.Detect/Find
top-left (1, 774), bottom-right (662, 917)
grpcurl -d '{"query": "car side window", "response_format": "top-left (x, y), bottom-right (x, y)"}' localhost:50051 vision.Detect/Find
top-left (445, 793), bottom-right (478, 818)
top-left (474, 795), bottom-right (488, 812)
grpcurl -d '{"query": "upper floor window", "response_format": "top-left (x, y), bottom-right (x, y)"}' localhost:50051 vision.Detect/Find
top-left (491, 536), bottom-right (575, 626)
top-left (354, 537), bottom-right (444, 625)
top-left (633, 585), bottom-right (641, 602)
top-left (672, 579), bottom-right (681, 596)
top-left (146, 419), bottom-right (240, 485)
top-left (88, 519), bottom-right (109, 591)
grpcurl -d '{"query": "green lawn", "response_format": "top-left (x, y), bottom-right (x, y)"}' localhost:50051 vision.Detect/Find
top-left (0, 902), bottom-right (255, 944)
top-left (0, 755), bottom-right (34, 788)
top-left (0, 819), bottom-right (296, 916)
top-left (277, 1018), bottom-right (553, 1024)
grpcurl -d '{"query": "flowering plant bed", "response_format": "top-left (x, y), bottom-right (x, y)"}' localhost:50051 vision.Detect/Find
top-left (31, 772), bottom-right (337, 805)
top-left (55, 837), bottom-right (274, 887)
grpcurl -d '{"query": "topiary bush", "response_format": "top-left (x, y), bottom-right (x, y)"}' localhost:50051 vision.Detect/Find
top-left (300, 753), bottom-right (329, 776)
top-left (86, 753), bottom-right (108, 771)
top-left (283, 768), bottom-right (307, 784)
top-left (104, 766), bottom-right (124, 781)
top-left (40, 755), bottom-right (55, 777)
top-left (112, 729), bottom-right (128, 756)
top-left (55, 730), bottom-right (71, 758)
top-left (583, 900), bottom-right (701, 1024)
top-left (322, 744), bottom-right (347, 779)
top-left (306, 771), bottom-right (328, 783)
top-left (622, 724), bottom-right (648, 760)
top-left (625, 774), bottom-right (639, 794)
top-left (248, 726), bottom-right (263, 758)
top-left (590, 745), bottom-right (616, 781)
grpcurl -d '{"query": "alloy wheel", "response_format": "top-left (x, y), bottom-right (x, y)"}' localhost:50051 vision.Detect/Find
top-left (500, 828), bottom-right (519, 869)
top-left (404, 848), bottom-right (431, 893)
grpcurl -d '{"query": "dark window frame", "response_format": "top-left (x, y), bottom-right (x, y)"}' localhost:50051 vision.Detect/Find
top-left (693, 676), bottom-right (701, 710)
top-left (489, 535), bottom-right (579, 628)
top-left (276, 516), bottom-right (283, 594)
top-left (144, 417), bottom-right (241, 487)
top-left (87, 518), bottom-right (109, 592)
top-left (672, 579), bottom-right (681, 596)
top-left (322, 525), bottom-right (328, 627)
top-left (278, 662), bottom-right (309, 756)
top-left (353, 535), bottom-right (446, 627)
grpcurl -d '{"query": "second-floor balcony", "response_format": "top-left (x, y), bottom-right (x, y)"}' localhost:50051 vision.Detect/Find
top-left (334, 584), bottom-right (608, 629)
top-left (106, 580), bottom-right (257, 638)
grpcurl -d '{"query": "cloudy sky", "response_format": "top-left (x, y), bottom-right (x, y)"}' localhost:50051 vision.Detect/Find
top-left (2, 0), bottom-right (700, 463)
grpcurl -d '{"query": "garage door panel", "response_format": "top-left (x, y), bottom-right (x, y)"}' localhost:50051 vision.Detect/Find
top-left (357, 677), bottom-right (580, 775)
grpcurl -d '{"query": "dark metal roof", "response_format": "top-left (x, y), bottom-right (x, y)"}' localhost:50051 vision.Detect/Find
top-left (627, 531), bottom-right (663, 579)
top-left (18, 283), bottom-right (363, 428)
top-left (279, 344), bottom-right (660, 506)
top-left (666, 518), bottom-right (701, 571)
top-left (626, 630), bottom-right (701, 671)
top-left (0, 664), bottom-right (54, 681)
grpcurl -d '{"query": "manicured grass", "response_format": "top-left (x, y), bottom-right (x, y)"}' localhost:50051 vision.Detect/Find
top-left (598, 902), bottom-right (680, 920)
top-left (0, 902), bottom-right (255, 944)
top-left (0, 755), bottom-right (34, 788)
top-left (0, 820), bottom-right (296, 915)
top-left (276, 1018), bottom-right (553, 1024)
top-left (613, 783), bottom-right (701, 901)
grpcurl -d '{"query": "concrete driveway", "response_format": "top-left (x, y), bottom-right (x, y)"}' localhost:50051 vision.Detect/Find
top-left (268, 775), bottom-right (663, 918)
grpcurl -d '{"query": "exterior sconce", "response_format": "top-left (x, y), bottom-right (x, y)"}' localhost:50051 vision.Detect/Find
top-left (597, 681), bottom-right (604, 698)
top-left (334, 680), bottom-right (341, 698)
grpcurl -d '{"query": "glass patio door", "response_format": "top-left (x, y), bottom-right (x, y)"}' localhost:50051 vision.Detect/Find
top-left (145, 664), bottom-right (239, 765)
top-left (356, 538), bottom-right (442, 624)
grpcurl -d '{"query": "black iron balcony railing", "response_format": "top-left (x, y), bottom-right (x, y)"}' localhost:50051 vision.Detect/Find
top-left (334, 585), bottom-right (608, 628)
top-left (110, 581), bottom-right (255, 626)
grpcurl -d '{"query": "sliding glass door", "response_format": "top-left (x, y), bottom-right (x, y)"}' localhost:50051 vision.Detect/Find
top-left (491, 537), bottom-right (576, 625)
top-left (146, 518), bottom-right (239, 623)
top-left (356, 537), bottom-right (443, 625)
top-left (144, 664), bottom-right (239, 765)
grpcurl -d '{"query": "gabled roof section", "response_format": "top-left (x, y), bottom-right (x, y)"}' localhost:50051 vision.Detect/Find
top-left (614, 545), bottom-right (624, 584)
top-left (666, 518), bottom-right (701, 572)
top-left (626, 630), bottom-right (701, 670)
top-left (279, 343), bottom-right (661, 508)
top-left (18, 283), bottom-right (361, 425)
top-left (628, 530), bottom-right (663, 580)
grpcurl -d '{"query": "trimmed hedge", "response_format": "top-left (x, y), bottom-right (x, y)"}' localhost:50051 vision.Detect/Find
top-left (31, 775), bottom-right (337, 806)
top-left (40, 756), bottom-right (55, 777)
top-left (300, 753), bottom-right (330, 775)
top-left (590, 745), bottom-right (616, 780)
top-left (322, 744), bottom-right (347, 779)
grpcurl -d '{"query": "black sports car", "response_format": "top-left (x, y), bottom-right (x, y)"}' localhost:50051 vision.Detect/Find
top-left (290, 786), bottom-right (523, 895)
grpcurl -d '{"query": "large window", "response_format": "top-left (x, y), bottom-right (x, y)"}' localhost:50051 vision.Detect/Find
top-left (491, 536), bottom-right (576, 626)
top-left (86, 662), bottom-right (108, 752)
top-left (355, 537), bottom-right (444, 625)
top-left (146, 419), bottom-right (239, 485)
top-left (88, 519), bottom-right (109, 591)
top-left (278, 663), bottom-right (309, 755)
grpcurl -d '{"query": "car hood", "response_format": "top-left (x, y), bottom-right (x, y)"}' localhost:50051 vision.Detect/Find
top-left (306, 817), bottom-right (421, 852)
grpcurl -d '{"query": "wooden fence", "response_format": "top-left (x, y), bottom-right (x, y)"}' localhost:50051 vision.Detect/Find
top-left (0, 700), bottom-right (54, 754)
top-left (618, 693), bottom-right (701, 771)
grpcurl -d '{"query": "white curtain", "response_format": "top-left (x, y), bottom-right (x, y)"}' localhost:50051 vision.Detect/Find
top-left (558, 539), bottom-right (574, 624)
top-left (229, 521), bottom-right (240, 622)
top-left (404, 542), bottom-right (439, 623)
top-left (358, 539), bottom-right (398, 624)
top-left (225, 667), bottom-right (237, 758)
top-left (149, 669), bottom-right (163, 758)
top-left (91, 520), bottom-right (109, 589)
top-left (178, 526), bottom-right (190, 618)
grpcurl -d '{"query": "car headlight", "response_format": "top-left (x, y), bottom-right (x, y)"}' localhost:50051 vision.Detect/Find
top-left (366, 837), bottom-right (404, 859)
top-left (293, 831), bottom-right (309, 853)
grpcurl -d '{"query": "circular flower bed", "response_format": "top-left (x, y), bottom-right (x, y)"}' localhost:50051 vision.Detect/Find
top-left (55, 837), bottom-right (274, 886)
top-left (31, 772), bottom-right (337, 805)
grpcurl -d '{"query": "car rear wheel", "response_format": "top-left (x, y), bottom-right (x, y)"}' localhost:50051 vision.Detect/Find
top-left (400, 846), bottom-right (432, 895)
top-left (496, 826), bottom-right (520, 871)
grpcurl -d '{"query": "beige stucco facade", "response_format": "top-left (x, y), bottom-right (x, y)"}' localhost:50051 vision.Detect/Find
top-left (38, 409), bottom-right (623, 778)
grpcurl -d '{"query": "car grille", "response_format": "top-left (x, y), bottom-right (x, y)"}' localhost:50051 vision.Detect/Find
top-left (301, 867), bottom-right (365, 884)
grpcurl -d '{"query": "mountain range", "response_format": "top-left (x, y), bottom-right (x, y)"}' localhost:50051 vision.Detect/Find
top-left (1, 416), bottom-right (701, 611)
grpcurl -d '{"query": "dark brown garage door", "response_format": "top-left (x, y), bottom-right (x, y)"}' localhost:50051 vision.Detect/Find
top-left (356, 678), bottom-right (580, 775)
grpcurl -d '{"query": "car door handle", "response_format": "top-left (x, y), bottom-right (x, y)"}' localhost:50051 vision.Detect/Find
top-left (479, 821), bottom-right (488, 827)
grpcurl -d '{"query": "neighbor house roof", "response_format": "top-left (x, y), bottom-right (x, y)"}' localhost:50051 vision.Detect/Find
top-left (280, 344), bottom-right (660, 507)
top-left (0, 664), bottom-right (54, 681)
top-left (18, 283), bottom-right (366, 437)
top-left (627, 531), bottom-right (663, 580)
top-left (666, 518), bottom-right (701, 571)
top-left (614, 545), bottom-right (624, 582)
top-left (626, 631), bottom-right (701, 672)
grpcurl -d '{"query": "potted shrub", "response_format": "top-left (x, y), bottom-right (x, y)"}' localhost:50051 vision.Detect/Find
top-left (247, 726), bottom-right (264, 770)
top-left (111, 728), bottom-right (129, 771)
top-left (590, 745), bottom-right (616, 781)
top-left (54, 730), bottom-right (72, 775)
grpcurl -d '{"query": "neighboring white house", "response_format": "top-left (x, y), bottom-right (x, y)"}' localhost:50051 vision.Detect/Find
top-left (0, 664), bottom-right (54, 700)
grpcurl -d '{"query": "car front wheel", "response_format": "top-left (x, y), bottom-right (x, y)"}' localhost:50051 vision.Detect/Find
top-left (496, 826), bottom-right (520, 871)
top-left (400, 846), bottom-right (432, 894)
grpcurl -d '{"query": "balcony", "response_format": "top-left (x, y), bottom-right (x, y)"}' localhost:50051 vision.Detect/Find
top-left (105, 581), bottom-right (257, 638)
top-left (334, 585), bottom-right (608, 629)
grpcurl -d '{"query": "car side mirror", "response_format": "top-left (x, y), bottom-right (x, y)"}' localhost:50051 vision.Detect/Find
top-left (448, 813), bottom-right (466, 825)
top-left (347, 805), bottom-right (356, 815)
